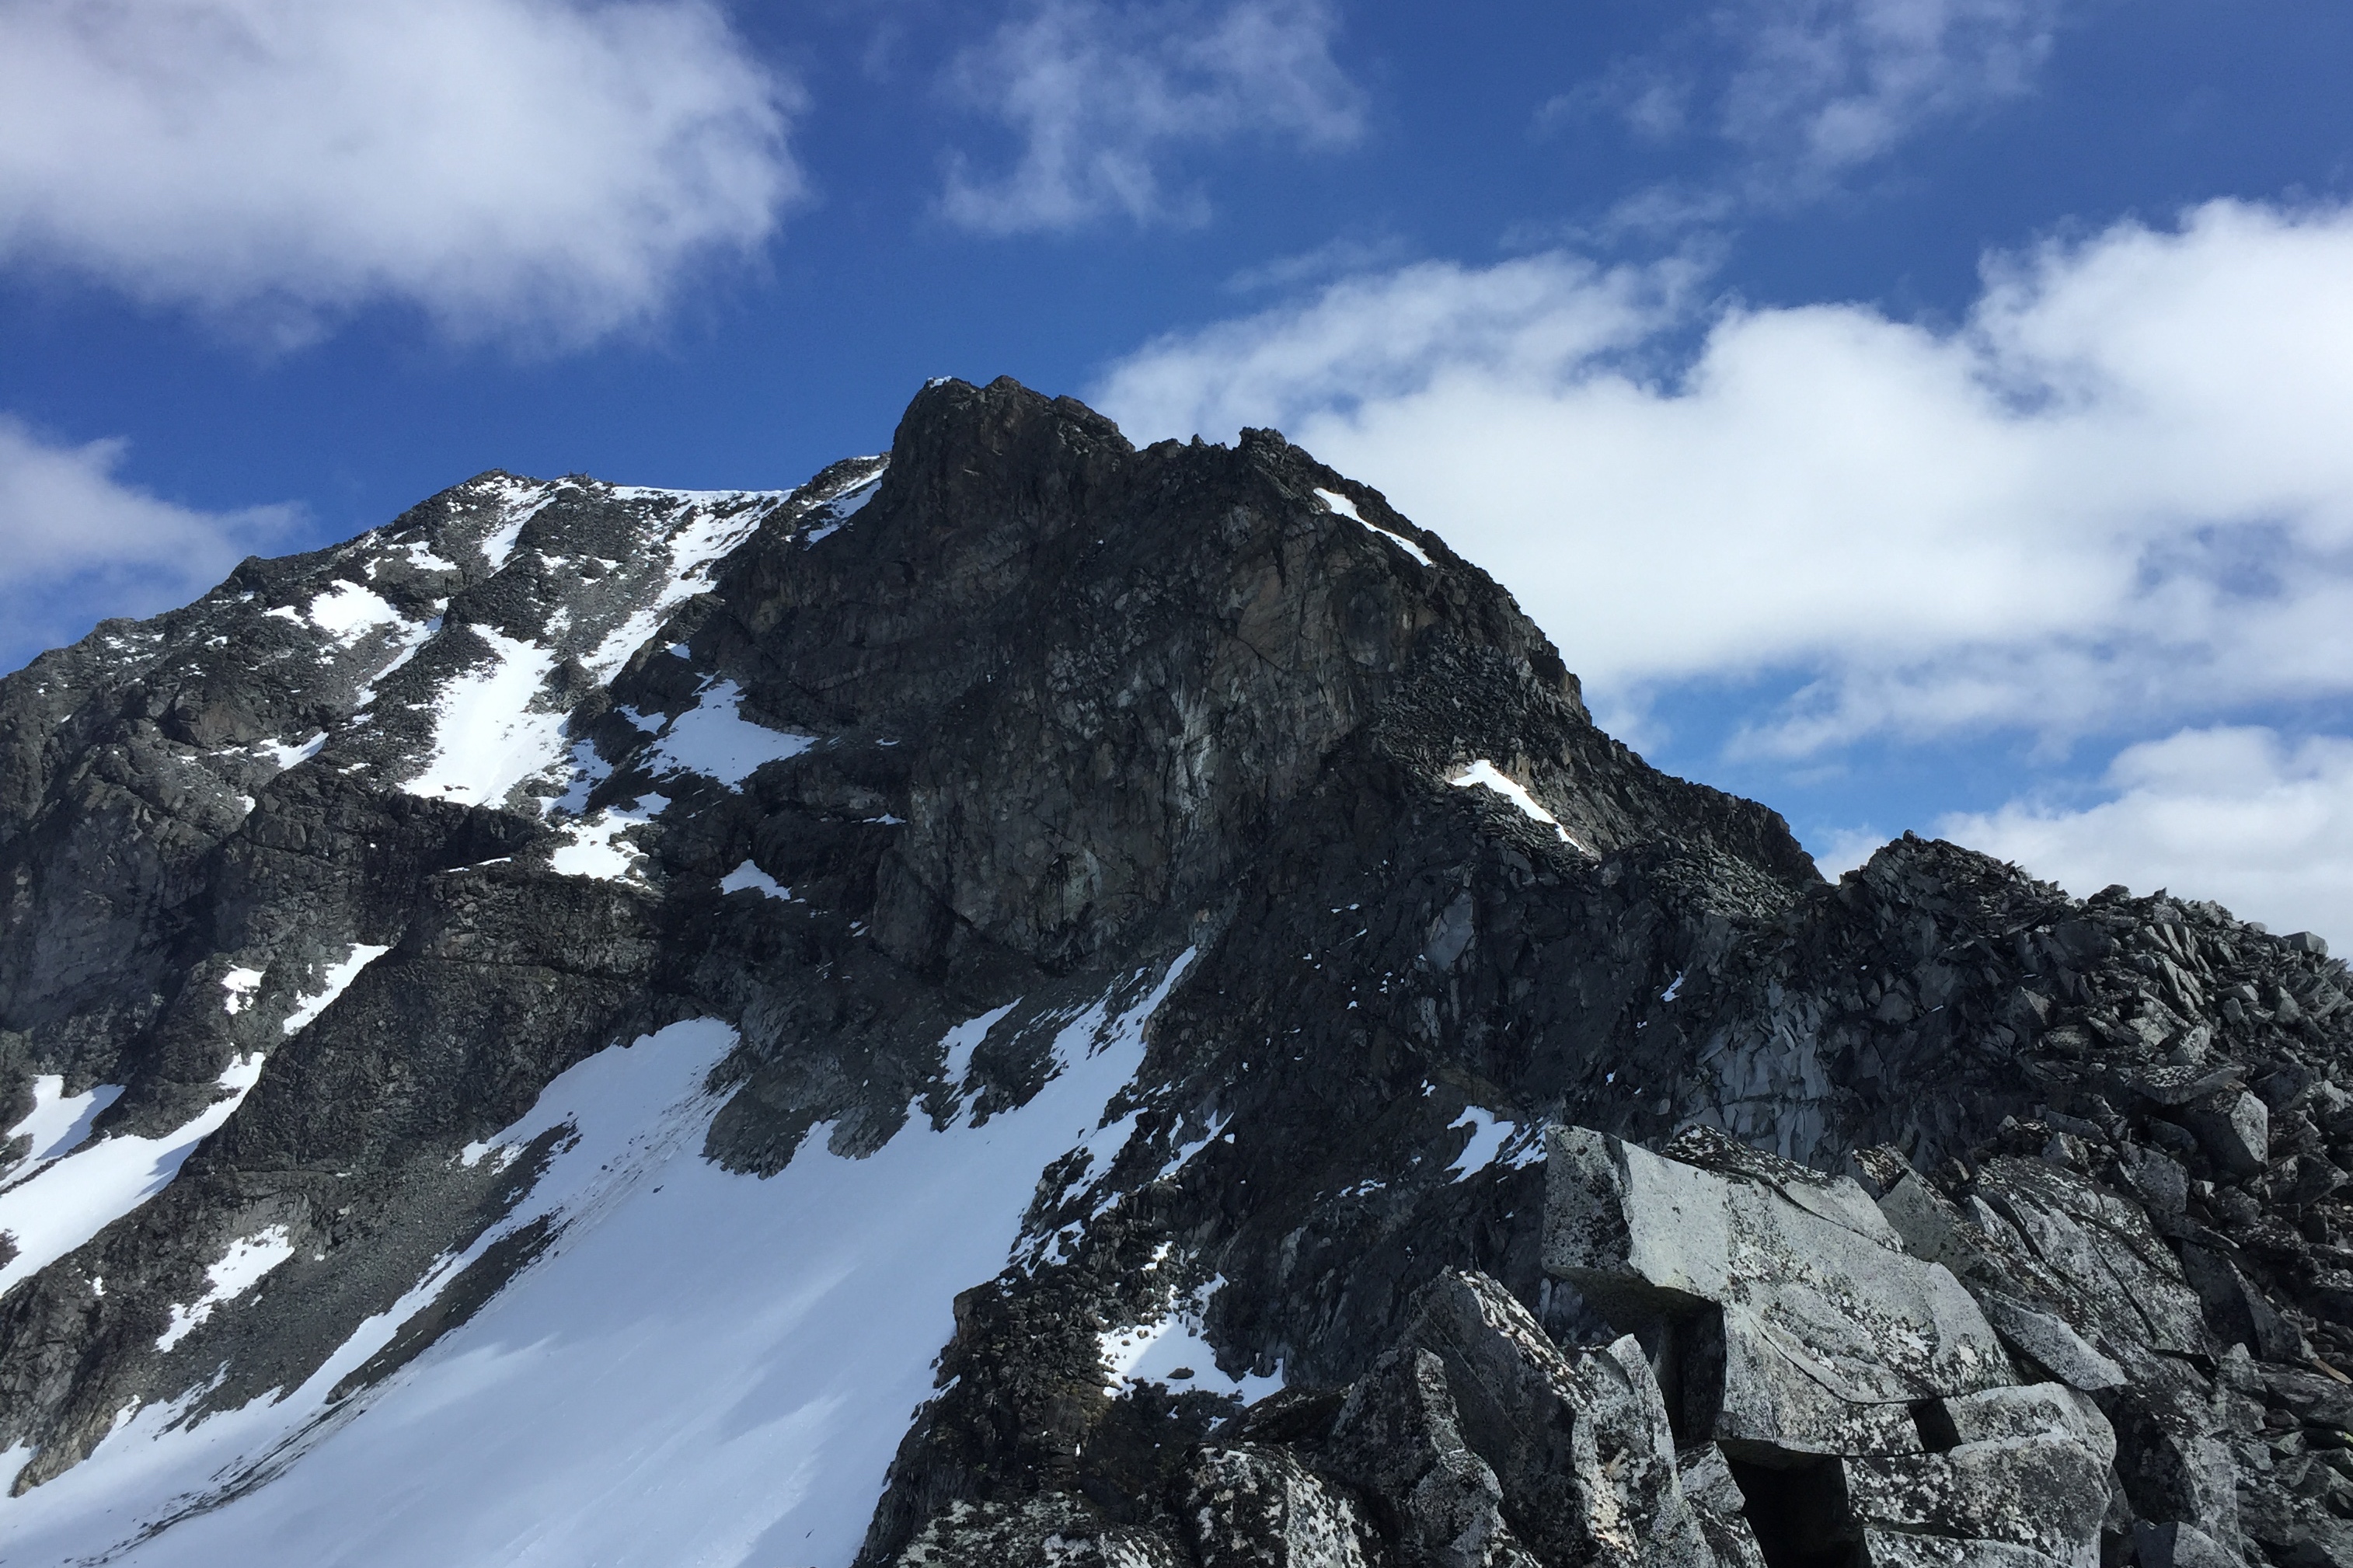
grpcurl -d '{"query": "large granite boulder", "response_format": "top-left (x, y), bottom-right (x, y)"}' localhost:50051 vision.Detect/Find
top-left (1544, 1124), bottom-right (2015, 1456)
top-left (1543, 1125), bottom-right (2120, 1568)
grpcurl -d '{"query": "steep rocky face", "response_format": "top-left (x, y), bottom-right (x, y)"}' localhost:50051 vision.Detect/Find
top-left (0, 378), bottom-right (2347, 1568)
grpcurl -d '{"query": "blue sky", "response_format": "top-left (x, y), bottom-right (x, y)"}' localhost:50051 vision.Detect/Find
top-left (3, 0), bottom-right (2351, 939)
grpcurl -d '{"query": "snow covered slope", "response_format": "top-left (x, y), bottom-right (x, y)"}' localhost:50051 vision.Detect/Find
top-left (2, 956), bottom-right (1190, 1565)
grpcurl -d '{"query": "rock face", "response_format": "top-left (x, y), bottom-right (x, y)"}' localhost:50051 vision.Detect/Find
top-left (0, 377), bottom-right (2350, 1566)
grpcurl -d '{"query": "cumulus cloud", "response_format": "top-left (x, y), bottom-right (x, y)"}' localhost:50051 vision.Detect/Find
top-left (1095, 200), bottom-right (2353, 756)
top-left (1940, 728), bottom-right (2353, 946)
top-left (0, 0), bottom-right (801, 343)
top-left (0, 418), bottom-right (298, 664)
top-left (941, 0), bottom-right (1362, 234)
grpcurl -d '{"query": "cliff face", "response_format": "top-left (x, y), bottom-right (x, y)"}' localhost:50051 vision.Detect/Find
top-left (0, 378), bottom-right (2347, 1568)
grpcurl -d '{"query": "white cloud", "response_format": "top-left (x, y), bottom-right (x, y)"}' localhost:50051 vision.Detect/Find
top-left (0, 0), bottom-right (800, 344)
top-left (1105, 252), bottom-right (1698, 441)
top-left (1094, 200), bottom-right (2353, 756)
top-left (1940, 727), bottom-right (2353, 947)
top-left (0, 417), bottom-right (296, 657)
top-left (941, 0), bottom-right (1362, 234)
top-left (1811, 824), bottom-right (1893, 877)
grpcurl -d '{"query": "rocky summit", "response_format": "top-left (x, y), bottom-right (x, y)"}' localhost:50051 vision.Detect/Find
top-left (0, 378), bottom-right (2349, 1568)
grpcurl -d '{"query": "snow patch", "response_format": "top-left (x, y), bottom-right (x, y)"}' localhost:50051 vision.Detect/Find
top-left (282, 945), bottom-right (392, 1037)
top-left (1100, 1276), bottom-right (1283, 1402)
top-left (306, 582), bottom-right (402, 645)
top-left (546, 739), bottom-right (609, 817)
top-left (549, 798), bottom-right (668, 881)
top-left (803, 466), bottom-right (884, 546)
top-left (476, 480), bottom-right (555, 570)
top-left (155, 1227), bottom-right (297, 1352)
top-left (400, 629), bottom-right (566, 807)
top-left (1445, 1107), bottom-right (1546, 1182)
top-left (1156, 1112), bottom-right (1230, 1182)
top-left (0, 1054), bottom-right (266, 1300)
top-left (2, 1076), bottom-right (124, 1180)
top-left (254, 733), bottom-right (326, 771)
top-left (1316, 486), bottom-right (1431, 566)
top-left (718, 860), bottom-right (790, 900)
top-left (828, 476), bottom-right (881, 518)
top-left (939, 1003), bottom-right (1021, 1094)
top-left (640, 681), bottom-right (816, 787)
top-left (1447, 759), bottom-right (1587, 851)
top-left (352, 615), bottom-right (441, 710)
top-left (219, 968), bottom-right (263, 1016)
top-left (579, 493), bottom-right (784, 681)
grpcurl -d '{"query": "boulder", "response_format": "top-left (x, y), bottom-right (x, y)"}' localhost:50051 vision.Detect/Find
top-left (1860, 1530), bottom-right (2070, 1566)
top-left (1846, 1433), bottom-right (2108, 1566)
top-left (1544, 1126), bottom-right (2013, 1455)
top-left (1872, 1177), bottom-right (2129, 1392)
top-left (1933, 1384), bottom-right (2115, 1467)
top-left (2104, 1362), bottom-right (2245, 1564)
top-left (1964, 1159), bottom-right (2209, 1361)
top-left (1180, 1444), bottom-right (1384, 1568)
top-left (2178, 1090), bottom-right (2269, 1177)
top-left (1323, 1348), bottom-right (1537, 1568)
top-left (2178, 1242), bottom-right (2306, 1362)
top-left (2128, 1520), bottom-right (2239, 1568)
top-left (1972, 1293), bottom-right (2129, 1393)
top-left (1393, 1270), bottom-right (1714, 1568)
top-left (894, 1498), bottom-right (1183, 1568)
top-left (1676, 1444), bottom-right (1768, 1568)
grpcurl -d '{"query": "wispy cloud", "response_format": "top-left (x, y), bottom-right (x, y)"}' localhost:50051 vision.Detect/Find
top-left (1720, 0), bottom-right (2056, 183)
top-left (1551, 0), bottom-right (2065, 225)
top-left (940, 0), bottom-right (1363, 235)
top-left (1095, 200), bottom-right (2353, 759)
top-left (0, 0), bottom-right (803, 347)
top-left (0, 418), bottom-right (298, 667)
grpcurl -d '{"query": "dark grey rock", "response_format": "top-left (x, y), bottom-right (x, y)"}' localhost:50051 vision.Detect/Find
top-left (2180, 1089), bottom-right (2270, 1176)
top-left (1180, 1444), bottom-right (1385, 1568)
top-left (1323, 1348), bottom-right (1537, 1568)
top-left (1393, 1270), bottom-right (1713, 1568)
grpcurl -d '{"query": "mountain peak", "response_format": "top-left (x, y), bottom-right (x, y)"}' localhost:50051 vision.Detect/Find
top-left (1, 382), bottom-right (2345, 1568)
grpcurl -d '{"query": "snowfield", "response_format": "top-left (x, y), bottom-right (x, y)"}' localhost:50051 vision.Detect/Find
top-left (0, 954), bottom-right (1196, 1567)
top-left (0, 1055), bottom-right (266, 1301)
top-left (399, 629), bottom-right (568, 808)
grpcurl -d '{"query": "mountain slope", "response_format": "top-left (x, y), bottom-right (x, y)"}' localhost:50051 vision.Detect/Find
top-left (0, 378), bottom-right (2348, 1567)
